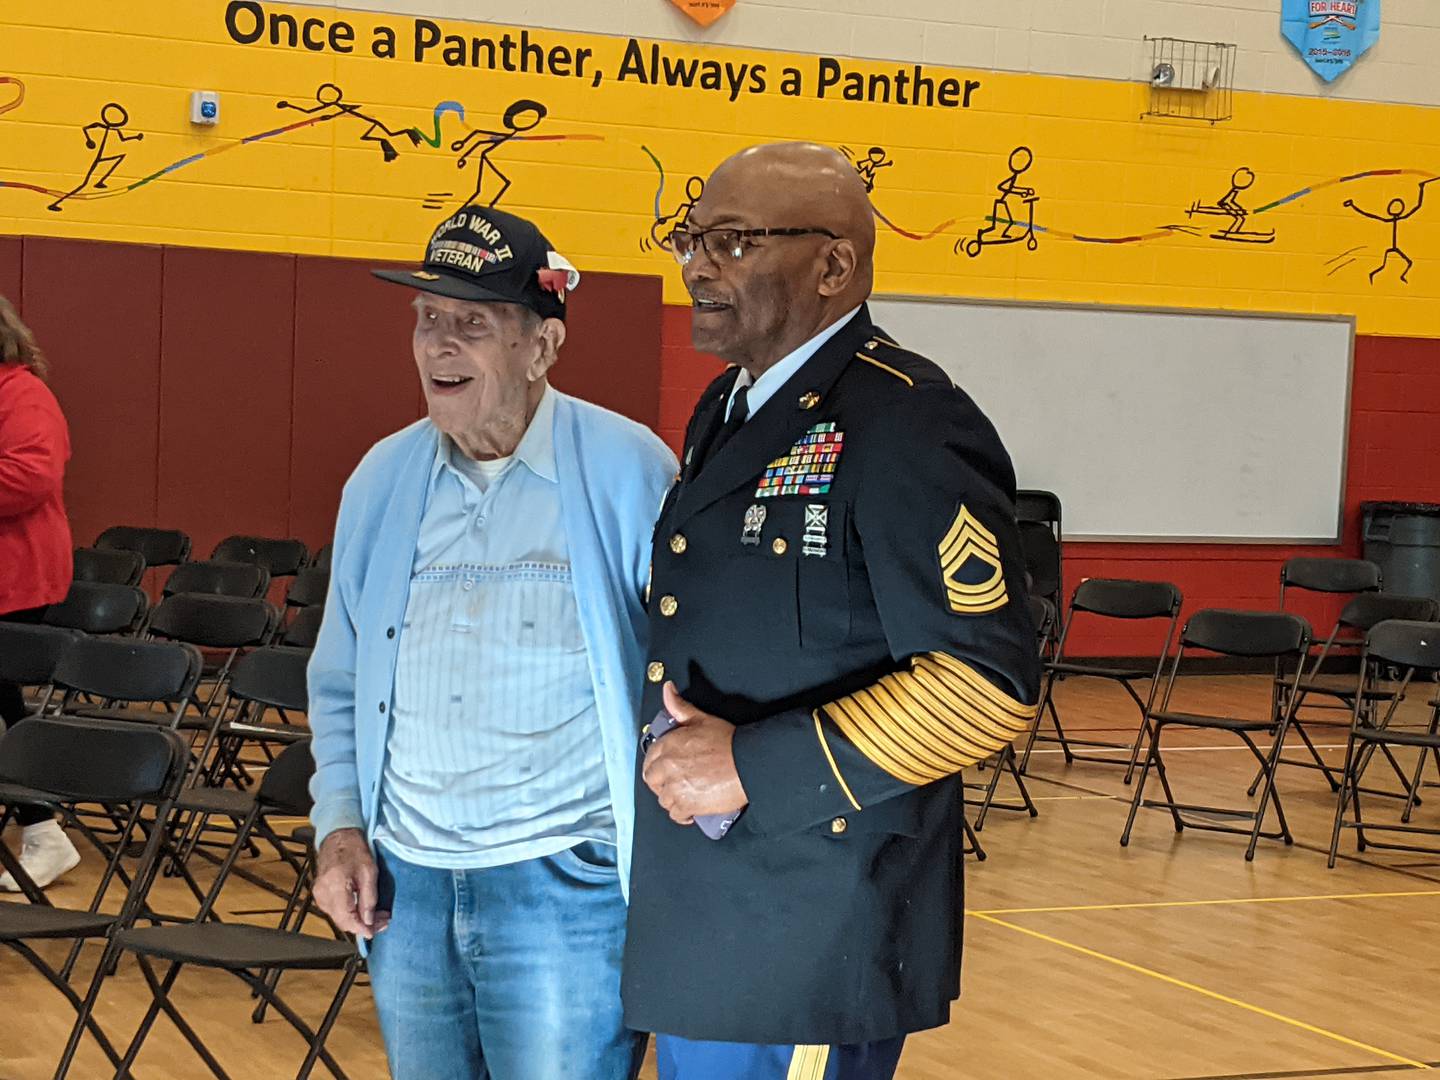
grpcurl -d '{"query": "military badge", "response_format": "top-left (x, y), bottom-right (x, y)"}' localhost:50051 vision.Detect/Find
top-left (939, 505), bottom-right (1008, 614)
top-left (755, 423), bottom-right (844, 498)
top-left (803, 504), bottom-right (829, 557)
top-left (741, 503), bottom-right (767, 545)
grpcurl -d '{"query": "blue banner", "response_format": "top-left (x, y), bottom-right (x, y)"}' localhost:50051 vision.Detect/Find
top-left (1283, 0), bottom-right (1381, 82)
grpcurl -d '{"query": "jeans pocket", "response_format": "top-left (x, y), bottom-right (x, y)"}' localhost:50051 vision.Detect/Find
top-left (553, 840), bottom-right (620, 884)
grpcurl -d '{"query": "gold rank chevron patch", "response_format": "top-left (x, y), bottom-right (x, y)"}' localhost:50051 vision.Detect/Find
top-left (939, 505), bottom-right (1008, 615)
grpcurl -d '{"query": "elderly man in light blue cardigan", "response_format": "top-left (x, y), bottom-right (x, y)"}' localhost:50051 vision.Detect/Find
top-left (307, 206), bottom-right (675, 1080)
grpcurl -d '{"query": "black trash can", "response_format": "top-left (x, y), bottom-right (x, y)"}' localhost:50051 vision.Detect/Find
top-left (1361, 501), bottom-right (1440, 604)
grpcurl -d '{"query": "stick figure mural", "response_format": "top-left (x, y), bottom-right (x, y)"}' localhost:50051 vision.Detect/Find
top-left (276, 83), bottom-right (421, 163)
top-left (1183, 167), bottom-right (1276, 243)
top-left (450, 99), bottom-right (547, 208)
top-left (1345, 178), bottom-right (1438, 284)
top-left (845, 146), bottom-right (894, 194)
top-left (958, 146), bottom-right (1038, 257)
top-left (647, 175), bottom-right (704, 253)
top-left (47, 103), bottom-right (143, 212)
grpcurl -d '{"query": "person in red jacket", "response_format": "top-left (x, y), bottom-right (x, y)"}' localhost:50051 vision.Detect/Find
top-left (0, 295), bottom-right (80, 890)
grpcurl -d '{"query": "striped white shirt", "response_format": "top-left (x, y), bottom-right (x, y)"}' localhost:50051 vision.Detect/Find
top-left (373, 388), bottom-right (614, 869)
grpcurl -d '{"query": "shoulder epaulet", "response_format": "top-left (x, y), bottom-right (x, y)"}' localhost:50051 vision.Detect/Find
top-left (852, 336), bottom-right (954, 392)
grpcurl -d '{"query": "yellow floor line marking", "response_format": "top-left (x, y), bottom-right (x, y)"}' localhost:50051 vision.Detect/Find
top-left (970, 889), bottom-right (1440, 916)
top-left (971, 912), bottom-right (1429, 1070)
top-left (1028, 795), bottom-right (1117, 802)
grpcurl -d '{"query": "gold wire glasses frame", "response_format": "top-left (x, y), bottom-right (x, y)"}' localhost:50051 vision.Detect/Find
top-left (667, 227), bottom-right (842, 266)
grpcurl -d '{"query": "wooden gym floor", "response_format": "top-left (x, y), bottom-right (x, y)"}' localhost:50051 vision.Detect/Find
top-left (4, 674), bottom-right (1440, 1080)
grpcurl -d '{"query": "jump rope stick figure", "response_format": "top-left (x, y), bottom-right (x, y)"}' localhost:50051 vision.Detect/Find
top-left (1345, 178), bottom-right (1438, 284)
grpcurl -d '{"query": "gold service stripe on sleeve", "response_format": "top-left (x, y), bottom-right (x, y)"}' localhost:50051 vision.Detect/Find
top-left (813, 712), bottom-right (862, 812)
top-left (819, 654), bottom-right (1040, 786)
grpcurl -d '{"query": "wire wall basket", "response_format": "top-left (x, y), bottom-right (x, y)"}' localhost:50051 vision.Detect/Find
top-left (1143, 37), bottom-right (1237, 124)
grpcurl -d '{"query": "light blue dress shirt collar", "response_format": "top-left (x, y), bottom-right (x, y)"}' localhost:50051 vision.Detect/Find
top-left (431, 383), bottom-right (560, 490)
top-left (724, 306), bottom-right (861, 424)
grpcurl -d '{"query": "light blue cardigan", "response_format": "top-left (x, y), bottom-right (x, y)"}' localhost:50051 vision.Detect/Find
top-left (307, 390), bottom-right (677, 897)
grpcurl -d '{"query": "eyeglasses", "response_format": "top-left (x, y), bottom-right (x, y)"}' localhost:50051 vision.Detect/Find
top-left (667, 227), bottom-right (841, 266)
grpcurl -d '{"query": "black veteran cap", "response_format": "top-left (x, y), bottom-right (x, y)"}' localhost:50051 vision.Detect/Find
top-left (373, 206), bottom-right (579, 321)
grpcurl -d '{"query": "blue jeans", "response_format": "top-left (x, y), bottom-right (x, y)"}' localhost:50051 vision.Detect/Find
top-left (368, 842), bottom-right (644, 1080)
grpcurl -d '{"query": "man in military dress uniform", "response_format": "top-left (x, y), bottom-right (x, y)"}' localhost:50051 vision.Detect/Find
top-left (622, 142), bottom-right (1042, 1079)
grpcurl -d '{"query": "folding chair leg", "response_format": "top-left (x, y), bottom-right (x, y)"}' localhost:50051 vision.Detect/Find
top-left (237, 963), bottom-right (360, 1080)
top-left (1243, 730), bottom-right (1292, 862)
top-left (6, 941), bottom-right (124, 1080)
top-left (1043, 695), bottom-right (1076, 765)
top-left (1328, 734), bottom-right (1361, 868)
top-left (1147, 725), bottom-right (1185, 833)
top-left (1122, 715), bottom-right (1149, 786)
top-left (1402, 744), bottom-right (1429, 824)
top-left (961, 810), bottom-right (986, 862)
top-left (117, 958), bottom-right (234, 1080)
top-left (1293, 722), bottom-right (1342, 791)
top-left (1018, 674), bottom-right (1060, 775)
top-left (972, 747), bottom-right (1037, 831)
top-left (1121, 724), bottom-right (1160, 846)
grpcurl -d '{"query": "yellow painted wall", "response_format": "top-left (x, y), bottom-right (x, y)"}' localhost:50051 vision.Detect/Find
top-left (2, 0), bottom-right (1439, 335)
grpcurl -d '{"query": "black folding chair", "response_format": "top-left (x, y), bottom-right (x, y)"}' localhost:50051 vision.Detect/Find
top-left (212, 535), bottom-right (310, 580)
top-left (109, 740), bottom-right (361, 1080)
top-left (146, 595), bottom-right (281, 768)
top-left (1260, 593), bottom-right (1439, 795)
top-left (1281, 556), bottom-right (1382, 604)
top-left (95, 525), bottom-right (191, 568)
top-left (281, 568), bottom-right (329, 642)
top-left (0, 623), bottom-right (82, 724)
top-left (194, 645), bottom-right (313, 795)
top-left (0, 718), bottom-right (188, 1079)
top-left (311, 543), bottom-right (333, 572)
top-left (1275, 556), bottom-right (1381, 716)
top-left (282, 605), bottom-right (325, 650)
top-left (72, 547), bottom-right (146, 587)
top-left (1121, 609), bottom-right (1311, 861)
top-left (1017, 490), bottom-right (1063, 646)
top-left (1020, 579), bottom-right (1182, 782)
top-left (285, 567), bottom-right (330, 611)
top-left (162, 559), bottom-right (271, 601)
top-left (1328, 619), bottom-right (1440, 867)
top-left (50, 636), bottom-right (205, 731)
top-left (43, 582), bottom-right (148, 636)
top-left (965, 596), bottom-right (1054, 830)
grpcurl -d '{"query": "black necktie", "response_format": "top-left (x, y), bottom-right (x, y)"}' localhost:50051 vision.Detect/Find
top-left (698, 384), bottom-right (749, 474)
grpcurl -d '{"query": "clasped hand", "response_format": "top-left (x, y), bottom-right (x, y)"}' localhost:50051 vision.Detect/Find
top-left (641, 682), bottom-right (749, 825)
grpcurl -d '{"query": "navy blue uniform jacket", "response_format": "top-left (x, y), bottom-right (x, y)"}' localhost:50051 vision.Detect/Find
top-left (622, 306), bottom-right (1041, 1045)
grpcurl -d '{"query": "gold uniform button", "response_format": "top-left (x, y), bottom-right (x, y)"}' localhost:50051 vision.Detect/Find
top-left (772, 538), bottom-right (788, 556)
top-left (647, 662), bottom-right (666, 684)
top-left (831, 817), bottom-right (848, 835)
top-left (670, 534), bottom-right (688, 555)
top-left (659, 595), bottom-right (679, 617)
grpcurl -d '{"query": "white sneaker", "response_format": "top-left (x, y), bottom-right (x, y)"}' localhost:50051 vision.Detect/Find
top-left (0, 819), bottom-right (81, 891)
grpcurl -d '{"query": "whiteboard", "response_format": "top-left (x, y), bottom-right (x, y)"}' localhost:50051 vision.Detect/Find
top-left (868, 296), bottom-right (1354, 543)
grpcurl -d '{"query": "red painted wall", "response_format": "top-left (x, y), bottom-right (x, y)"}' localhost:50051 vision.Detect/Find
top-left (657, 304), bottom-right (1440, 656)
top-left (4, 236), bottom-right (663, 561)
